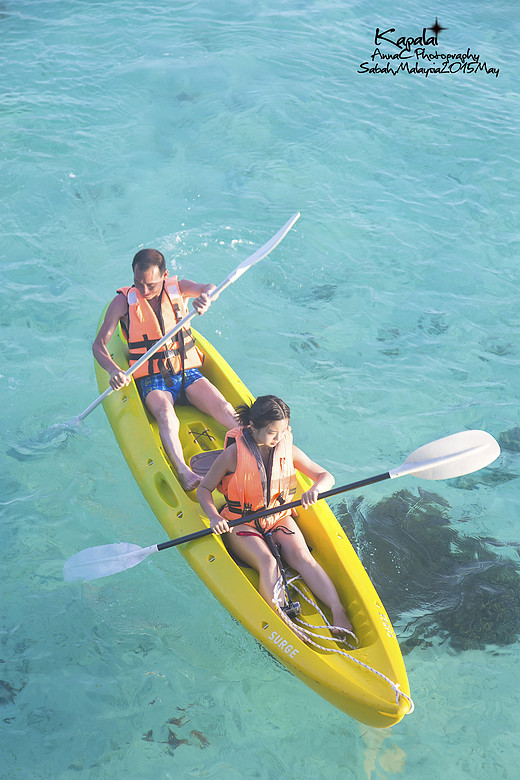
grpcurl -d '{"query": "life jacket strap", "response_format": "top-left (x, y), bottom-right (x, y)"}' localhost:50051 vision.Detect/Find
top-left (158, 360), bottom-right (174, 387)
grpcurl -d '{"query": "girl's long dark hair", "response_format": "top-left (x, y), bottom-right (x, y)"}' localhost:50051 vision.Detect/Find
top-left (236, 395), bottom-right (290, 429)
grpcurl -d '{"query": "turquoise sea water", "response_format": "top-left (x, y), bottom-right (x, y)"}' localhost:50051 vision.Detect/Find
top-left (1, 0), bottom-right (519, 777)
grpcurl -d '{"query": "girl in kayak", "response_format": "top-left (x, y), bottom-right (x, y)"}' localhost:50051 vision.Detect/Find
top-left (197, 395), bottom-right (353, 635)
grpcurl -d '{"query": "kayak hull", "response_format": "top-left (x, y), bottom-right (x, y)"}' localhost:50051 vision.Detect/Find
top-left (95, 315), bottom-right (411, 728)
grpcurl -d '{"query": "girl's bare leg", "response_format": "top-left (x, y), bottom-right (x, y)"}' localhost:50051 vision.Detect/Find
top-left (275, 519), bottom-right (353, 633)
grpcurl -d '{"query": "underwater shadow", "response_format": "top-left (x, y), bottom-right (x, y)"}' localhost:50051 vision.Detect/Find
top-left (336, 487), bottom-right (520, 653)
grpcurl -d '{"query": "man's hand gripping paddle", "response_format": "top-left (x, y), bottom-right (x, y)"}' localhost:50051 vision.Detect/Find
top-left (17, 213), bottom-right (300, 453)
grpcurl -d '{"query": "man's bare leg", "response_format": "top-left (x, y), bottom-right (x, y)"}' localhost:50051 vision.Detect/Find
top-left (186, 377), bottom-right (237, 429)
top-left (144, 389), bottom-right (200, 492)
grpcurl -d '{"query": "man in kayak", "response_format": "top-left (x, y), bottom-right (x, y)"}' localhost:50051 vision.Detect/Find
top-left (93, 248), bottom-right (237, 491)
top-left (197, 395), bottom-right (353, 637)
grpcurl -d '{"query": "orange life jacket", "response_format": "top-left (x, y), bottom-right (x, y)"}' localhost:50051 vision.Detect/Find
top-left (117, 276), bottom-right (204, 380)
top-left (219, 426), bottom-right (297, 531)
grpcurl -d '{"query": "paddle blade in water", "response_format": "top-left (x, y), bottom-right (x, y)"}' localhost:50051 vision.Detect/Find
top-left (8, 419), bottom-right (82, 460)
top-left (389, 430), bottom-right (500, 481)
top-left (63, 542), bottom-right (158, 581)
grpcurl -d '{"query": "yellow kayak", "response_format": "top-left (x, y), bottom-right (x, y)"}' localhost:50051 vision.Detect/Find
top-left (94, 312), bottom-right (412, 728)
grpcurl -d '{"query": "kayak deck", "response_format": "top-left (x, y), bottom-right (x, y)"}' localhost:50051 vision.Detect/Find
top-left (95, 316), bottom-right (412, 728)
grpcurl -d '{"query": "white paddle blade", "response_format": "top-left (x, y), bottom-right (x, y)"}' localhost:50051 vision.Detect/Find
top-left (63, 543), bottom-right (158, 582)
top-left (227, 212), bottom-right (300, 283)
top-left (389, 430), bottom-right (500, 481)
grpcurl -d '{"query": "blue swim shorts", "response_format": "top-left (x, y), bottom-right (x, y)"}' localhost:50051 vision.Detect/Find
top-left (136, 368), bottom-right (204, 404)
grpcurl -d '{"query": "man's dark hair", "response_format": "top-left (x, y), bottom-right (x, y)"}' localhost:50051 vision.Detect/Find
top-left (132, 248), bottom-right (166, 274)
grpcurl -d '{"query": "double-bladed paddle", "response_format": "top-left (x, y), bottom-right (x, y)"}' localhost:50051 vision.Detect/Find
top-left (63, 429), bottom-right (500, 582)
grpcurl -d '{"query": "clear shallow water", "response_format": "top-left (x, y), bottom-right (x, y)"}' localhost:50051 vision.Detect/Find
top-left (1, 0), bottom-right (519, 777)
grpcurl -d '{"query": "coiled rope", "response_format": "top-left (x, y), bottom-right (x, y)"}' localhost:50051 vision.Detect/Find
top-left (272, 575), bottom-right (415, 714)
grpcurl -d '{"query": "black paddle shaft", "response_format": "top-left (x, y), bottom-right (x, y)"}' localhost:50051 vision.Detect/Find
top-left (156, 471), bottom-right (391, 552)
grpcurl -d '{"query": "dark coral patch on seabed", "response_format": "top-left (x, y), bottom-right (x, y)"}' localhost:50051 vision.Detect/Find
top-left (141, 706), bottom-right (210, 756)
top-left (335, 482), bottom-right (520, 653)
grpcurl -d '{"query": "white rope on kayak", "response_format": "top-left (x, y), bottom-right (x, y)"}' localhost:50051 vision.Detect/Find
top-left (272, 575), bottom-right (415, 715)
top-left (289, 577), bottom-right (359, 649)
